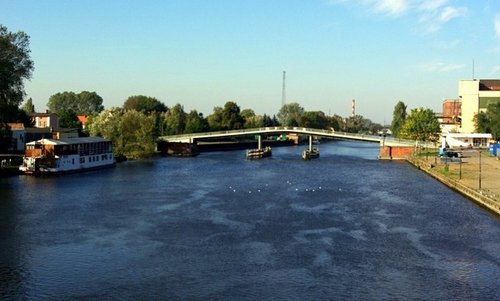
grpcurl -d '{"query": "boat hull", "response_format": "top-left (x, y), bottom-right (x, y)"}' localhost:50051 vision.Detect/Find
top-left (302, 148), bottom-right (320, 160)
top-left (246, 146), bottom-right (272, 159)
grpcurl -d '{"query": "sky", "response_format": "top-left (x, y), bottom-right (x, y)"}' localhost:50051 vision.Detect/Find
top-left (1, 0), bottom-right (499, 124)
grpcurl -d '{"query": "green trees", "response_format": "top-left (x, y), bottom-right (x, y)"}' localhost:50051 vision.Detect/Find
top-left (400, 108), bottom-right (441, 142)
top-left (21, 98), bottom-right (35, 114)
top-left (78, 91), bottom-right (105, 114)
top-left (184, 110), bottom-right (208, 133)
top-left (301, 111), bottom-right (329, 129)
top-left (162, 103), bottom-right (186, 135)
top-left (0, 25), bottom-right (34, 120)
top-left (123, 95), bottom-right (167, 114)
top-left (207, 106), bottom-right (223, 131)
top-left (391, 101), bottom-right (407, 138)
top-left (475, 102), bottom-right (500, 140)
top-left (86, 108), bottom-right (156, 159)
top-left (221, 101), bottom-right (244, 130)
top-left (47, 91), bottom-right (104, 127)
top-left (277, 102), bottom-right (304, 126)
top-left (47, 91), bottom-right (104, 115)
top-left (0, 25), bottom-right (34, 151)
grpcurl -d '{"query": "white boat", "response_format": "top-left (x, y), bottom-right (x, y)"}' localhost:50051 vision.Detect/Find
top-left (19, 137), bottom-right (116, 175)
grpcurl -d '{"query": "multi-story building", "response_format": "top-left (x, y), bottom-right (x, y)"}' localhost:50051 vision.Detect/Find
top-left (439, 98), bottom-right (461, 133)
top-left (442, 98), bottom-right (461, 118)
top-left (459, 79), bottom-right (500, 133)
top-left (30, 112), bottom-right (59, 129)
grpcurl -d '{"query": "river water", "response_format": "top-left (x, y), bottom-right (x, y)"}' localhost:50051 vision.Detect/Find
top-left (0, 141), bottom-right (499, 300)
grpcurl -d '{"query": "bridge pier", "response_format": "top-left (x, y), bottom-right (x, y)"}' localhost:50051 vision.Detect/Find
top-left (302, 135), bottom-right (319, 160)
top-left (246, 135), bottom-right (272, 159)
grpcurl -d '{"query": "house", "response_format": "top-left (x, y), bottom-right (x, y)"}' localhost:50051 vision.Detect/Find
top-left (7, 123), bottom-right (26, 152)
top-left (30, 112), bottom-right (60, 129)
top-left (7, 123), bottom-right (53, 152)
top-left (77, 115), bottom-right (89, 129)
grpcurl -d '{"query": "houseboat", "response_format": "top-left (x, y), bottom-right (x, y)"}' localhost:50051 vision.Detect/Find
top-left (19, 137), bottom-right (115, 175)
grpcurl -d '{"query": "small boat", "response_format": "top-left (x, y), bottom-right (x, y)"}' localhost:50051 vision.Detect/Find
top-left (0, 155), bottom-right (23, 177)
top-left (302, 147), bottom-right (320, 160)
top-left (19, 137), bottom-right (116, 175)
top-left (246, 146), bottom-right (272, 159)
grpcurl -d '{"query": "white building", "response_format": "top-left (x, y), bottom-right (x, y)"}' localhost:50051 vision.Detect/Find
top-left (459, 80), bottom-right (500, 133)
top-left (441, 133), bottom-right (492, 149)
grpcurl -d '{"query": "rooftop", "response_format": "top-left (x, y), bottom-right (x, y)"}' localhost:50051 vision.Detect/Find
top-left (26, 136), bottom-right (110, 145)
top-left (479, 80), bottom-right (500, 91)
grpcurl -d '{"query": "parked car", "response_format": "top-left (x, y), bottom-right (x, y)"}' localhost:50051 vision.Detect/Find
top-left (439, 147), bottom-right (461, 158)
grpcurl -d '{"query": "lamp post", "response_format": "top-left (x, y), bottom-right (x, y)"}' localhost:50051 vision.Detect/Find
top-left (478, 149), bottom-right (482, 189)
top-left (459, 157), bottom-right (462, 180)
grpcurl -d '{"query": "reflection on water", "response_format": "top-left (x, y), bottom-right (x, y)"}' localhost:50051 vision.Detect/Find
top-left (1, 141), bottom-right (499, 300)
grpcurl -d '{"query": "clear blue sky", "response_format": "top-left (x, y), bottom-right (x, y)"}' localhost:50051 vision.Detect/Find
top-left (2, 0), bottom-right (499, 123)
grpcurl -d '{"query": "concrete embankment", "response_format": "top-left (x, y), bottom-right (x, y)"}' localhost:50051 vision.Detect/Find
top-left (406, 155), bottom-right (500, 216)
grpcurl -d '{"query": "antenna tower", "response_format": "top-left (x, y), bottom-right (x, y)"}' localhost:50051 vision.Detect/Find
top-left (472, 59), bottom-right (475, 80)
top-left (281, 71), bottom-right (286, 107)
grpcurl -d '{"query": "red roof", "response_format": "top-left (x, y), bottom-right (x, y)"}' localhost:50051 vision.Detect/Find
top-left (77, 115), bottom-right (88, 125)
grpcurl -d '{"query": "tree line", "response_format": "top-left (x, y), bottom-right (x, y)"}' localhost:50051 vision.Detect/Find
top-left (49, 94), bottom-right (385, 159)
top-left (4, 24), bottom-right (498, 159)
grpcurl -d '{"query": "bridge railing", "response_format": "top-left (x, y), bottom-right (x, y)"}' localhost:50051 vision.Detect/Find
top-left (158, 127), bottom-right (437, 148)
top-left (160, 126), bottom-right (379, 140)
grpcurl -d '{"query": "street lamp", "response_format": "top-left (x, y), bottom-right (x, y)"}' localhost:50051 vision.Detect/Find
top-left (459, 156), bottom-right (462, 180)
top-left (478, 149), bottom-right (482, 189)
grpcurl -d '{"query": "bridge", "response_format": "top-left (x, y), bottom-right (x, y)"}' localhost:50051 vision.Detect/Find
top-left (158, 127), bottom-right (434, 159)
top-left (159, 127), bottom-right (383, 143)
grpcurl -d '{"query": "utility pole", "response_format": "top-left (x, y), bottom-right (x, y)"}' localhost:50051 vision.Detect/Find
top-left (281, 71), bottom-right (286, 108)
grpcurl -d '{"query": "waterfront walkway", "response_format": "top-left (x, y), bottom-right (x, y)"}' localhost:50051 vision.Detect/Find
top-left (408, 150), bottom-right (500, 215)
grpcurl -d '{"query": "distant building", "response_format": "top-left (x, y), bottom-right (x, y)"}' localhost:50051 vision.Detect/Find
top-left (30, 112), bottom-right (60, 129)
top-left (438, 98), bottom-right (461, 133)
top-left (459, 79), bottom-right (500, 133)
top-left (7, 123), bottom-right (53, 152)
top-left (442, 98), bottom-right (461, 118)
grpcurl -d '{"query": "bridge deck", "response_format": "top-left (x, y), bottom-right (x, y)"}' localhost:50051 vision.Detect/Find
top-left (158, 127), bottom-right (434, 147)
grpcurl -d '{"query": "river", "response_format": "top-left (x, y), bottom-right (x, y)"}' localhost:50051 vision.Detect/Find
top-left (0, 140), bottom-right (499, 300)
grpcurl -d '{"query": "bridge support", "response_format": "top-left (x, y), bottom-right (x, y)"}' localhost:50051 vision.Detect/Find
top-left (246, 135), bottom-right (272, 159)
top-left (302, 135), bottom-right (319, 160)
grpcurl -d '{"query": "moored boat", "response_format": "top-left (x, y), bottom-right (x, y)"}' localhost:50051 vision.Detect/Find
top-left (19, 137), bottom-right (116, 175)
top-left (302, 147), bottom-right (320, 160)
top-left (246, 146), bottom-right (272, 159)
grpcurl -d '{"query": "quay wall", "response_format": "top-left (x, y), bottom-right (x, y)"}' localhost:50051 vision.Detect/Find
top-left (378, 145), bottom-right (415, 160)
top-left (407, 156), bottom-right (500, 216)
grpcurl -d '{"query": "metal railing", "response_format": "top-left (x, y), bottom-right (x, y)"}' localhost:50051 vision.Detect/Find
top-left (159, 127), bottom-right (377, 142)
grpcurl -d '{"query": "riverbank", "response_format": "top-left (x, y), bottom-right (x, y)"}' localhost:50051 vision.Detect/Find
top-left (407, 150), bottom-right (500, 216)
